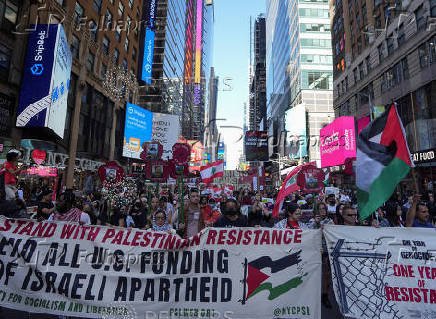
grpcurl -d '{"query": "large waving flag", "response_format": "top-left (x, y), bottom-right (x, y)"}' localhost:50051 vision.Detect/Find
top-left (272, 166), bottom-right (303, 217)
top-left (357, 104), bottom-right (414, 220)
top-left (200, 160), bottom-right (224, 184)
top-left (245, 250), bottom-right (305, 300)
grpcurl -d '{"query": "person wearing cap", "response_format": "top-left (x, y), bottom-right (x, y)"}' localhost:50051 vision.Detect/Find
top-left (273, 202), bottom-right (308, 229)
top-left (1, 150), bottom-right (26, 200)
top-left (36, 189), bottom-right (54, 220)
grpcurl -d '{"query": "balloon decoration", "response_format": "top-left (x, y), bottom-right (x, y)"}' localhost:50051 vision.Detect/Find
top-left (297, 165), bottom-right (325, 193)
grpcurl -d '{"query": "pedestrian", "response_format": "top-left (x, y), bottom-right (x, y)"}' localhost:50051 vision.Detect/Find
top-left (273, 202), bottom-right (308, 229)
top-left (371, 208), bottom-right (390, 227)
top-left (36, 189), bottom-right (54, 221)
top-left (152, 209), bottom-right (176, 234)
top-left (130, 199), bottom-right (149, 229)
top-left (339, 205), bottom-right (358, 226)
top-left (179, 189), bottom-right (204, 238)
top-left (160, 196), bottom-right (175, 225)
top-left (406, 194), bottom-right (434, 228)
top-left (308, 202), bottom-right (334, 229)
top-left (48, 190), bottom-right (91, 225)
top-left (214, 199), bottom-right (248, 228)
top-left (1, 149), bottom-right (26, 200)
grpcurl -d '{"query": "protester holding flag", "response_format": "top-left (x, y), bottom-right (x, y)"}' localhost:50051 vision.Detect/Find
top-left (48, 190), bottom-right (91, 225)
top-left (406, 194), bottom-right (434, 228)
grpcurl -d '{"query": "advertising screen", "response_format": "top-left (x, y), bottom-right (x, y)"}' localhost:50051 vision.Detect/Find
top-left (244, 131), bottom-right (269, 162)
top-left (123, 103), bottom-right (153, 159)
top-left (16, 24), bottom-right (72, 138)
top-left (320, 116), bottom-right (356, 168)
top-left (141, 28), bottom-right (155, 84)
top-left (285, 104), bottom-right (307, 159)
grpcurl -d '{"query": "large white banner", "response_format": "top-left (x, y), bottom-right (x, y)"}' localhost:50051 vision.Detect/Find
top-left (152, 112), bottom-right (179, 160)
top-left (0, 217), bottom-right (321, 318)
top-left (324, 225), bottom-right (436, 319)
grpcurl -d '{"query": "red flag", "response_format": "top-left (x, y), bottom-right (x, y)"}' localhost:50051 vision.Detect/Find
top-left (272, 166), bottom-right (303, 217)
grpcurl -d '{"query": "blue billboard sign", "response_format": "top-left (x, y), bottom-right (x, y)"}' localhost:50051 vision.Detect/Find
top-left (16, 24), bottom-right (72, 138)
top-left (141, 28), bottom-right (155, 84)
top-left (148, 0), bottom-right (158, 30)
top-left (123, 103), bottom-right (153, 159)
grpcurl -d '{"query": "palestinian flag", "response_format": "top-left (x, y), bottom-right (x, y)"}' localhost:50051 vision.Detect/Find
top-left (323, 171), bottom-right (330, 186)
top-left (272, 166), bottom-right (302, 217)
top-left (200, 160), bottom-right (224, 184)
top-left (357, 104), bottom-right (414, 220)
top-left (245, 250), bottom-right (306, 301)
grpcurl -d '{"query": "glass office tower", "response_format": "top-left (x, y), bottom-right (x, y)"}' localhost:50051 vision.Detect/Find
top-left (266, 0), bottom-right (334, 162)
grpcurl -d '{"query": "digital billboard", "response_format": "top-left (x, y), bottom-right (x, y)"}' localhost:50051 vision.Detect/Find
top-left (123, 103), bottom-right (153, 159)
top-left (194, 0), bottom-right (203, 83)
top-left (320, 116), bottom-right (356, 168)
top-left (244, 131), bottom-right (269, 162)
top-left (141, 28), bottom-right (155, 84)
top-left (16, 24), bottom-right (72, 138)
top-left (217, 142), bottom-right (225, 160)
top-left (285, 104), bottom-right (307, 159)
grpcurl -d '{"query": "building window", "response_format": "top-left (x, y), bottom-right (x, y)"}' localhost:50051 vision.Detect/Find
top-left (93, 0), bottom-right (101, 13)
top-left (70, 35), bottom-right (80, 58)
top-left (431, 0), bottom-right (436, 17)
top-left (102, 36), bottom-right (110, 55)
top-left (415, 5), bottom-right (426, 31)
top-left (397, 24), bottom-right (405, 46)
top-left (115, 27), bottom-right (121, 42)
top-left (105, 9), bottom-right (113, 28)
top-left (118, 2), bottom-right (124, 18)
top-left (345, 76), bottom-right (349, 90)
top-left (362, 4), bottom-right (367, 25)
top-left (418, 43), bottom-right (429, 68)
top-left (74, 2), bottom-right (84, 25)
top-left (56, 0), bottom-right (65, 6)
top-left (430, 36), bottom-right (436, 63)
top-left (359, 62), bottom-right (365, 80)
top-left (124, 37), bottom-right (129, 52)
top-left (353, 68), bottom-right (358, 83)
top-left (129, 0), bottom-right (134, 8)
top-left (122, 59), bottom-right (127, 71)
top-left (302, 71), bottom-right (333, 90)
top-left (401, 58), bottom-right (409, 79)
top-left (89, 20), bottom-right (97, 42)
top-left (0, 0), bottom-right (18, 32)
top-left (378, 44), bottom-right (384, 63)
top-left (87, 52), bottom-right (95, 72)
top-left (366, 55), bottom-right (371, 72)
top-left (114, 49), bottom-right (119, 64)
top-left (387, 37), bottom-right (394, 55)
top-left (0, 42), bottom-right (11, 75)
top-left (132, 47), bottom-right (137, 61)
top-left (101, 63), bottom-right (107, 80)
top-left (337, 84), bottom-right (341, 97)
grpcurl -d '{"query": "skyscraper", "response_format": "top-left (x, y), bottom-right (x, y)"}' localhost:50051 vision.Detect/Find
top-left (249, 15), bottom-right (267, 131)
top-left (266, 0), bottom-right (334, 163)
top-left (137, 0), bottom-right (214, 142)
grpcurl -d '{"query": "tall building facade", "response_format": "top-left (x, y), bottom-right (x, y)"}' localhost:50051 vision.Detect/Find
top-left (249, 15), bottom-right (267, 131)
top-left (332, 0), bottom-right (436, 177)
top-left (204, 66), bottom-right (219, 160)
top-left (137, 0), bottom-right (214, 142)
top-left (266, 0), bottom-right (334, 163)
top-left (182, 0), bottom-right (214, 141)
top-left (1, 0), bottom-right (142, 187)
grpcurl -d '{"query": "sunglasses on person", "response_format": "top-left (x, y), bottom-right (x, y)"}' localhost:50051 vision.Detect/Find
top-left (346, 214), bottom-right (357, 217)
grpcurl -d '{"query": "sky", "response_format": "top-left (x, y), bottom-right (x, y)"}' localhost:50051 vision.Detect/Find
top-left (212, 0), bottom-right (266, 169)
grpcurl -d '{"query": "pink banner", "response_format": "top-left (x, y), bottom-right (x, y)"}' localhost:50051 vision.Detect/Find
top-left (320, 116), bottom-right (356, 168)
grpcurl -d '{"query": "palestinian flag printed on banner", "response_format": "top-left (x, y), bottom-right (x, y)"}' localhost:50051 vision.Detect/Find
top-left (244, 250), bottom-right (306, 302)
top-left (200, 160), bottom-right (224, 184)
top-left (357, 103), bottom-right (414, 220)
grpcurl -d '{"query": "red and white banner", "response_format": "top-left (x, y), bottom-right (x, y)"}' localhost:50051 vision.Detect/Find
top-left (200, 160), bottom-right (224, 183)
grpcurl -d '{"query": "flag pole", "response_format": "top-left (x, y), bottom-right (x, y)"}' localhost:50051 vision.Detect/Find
top-left (409, 94), bottom-right (420, 194)
top-left (241, 257), bottom-right (248, 305)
